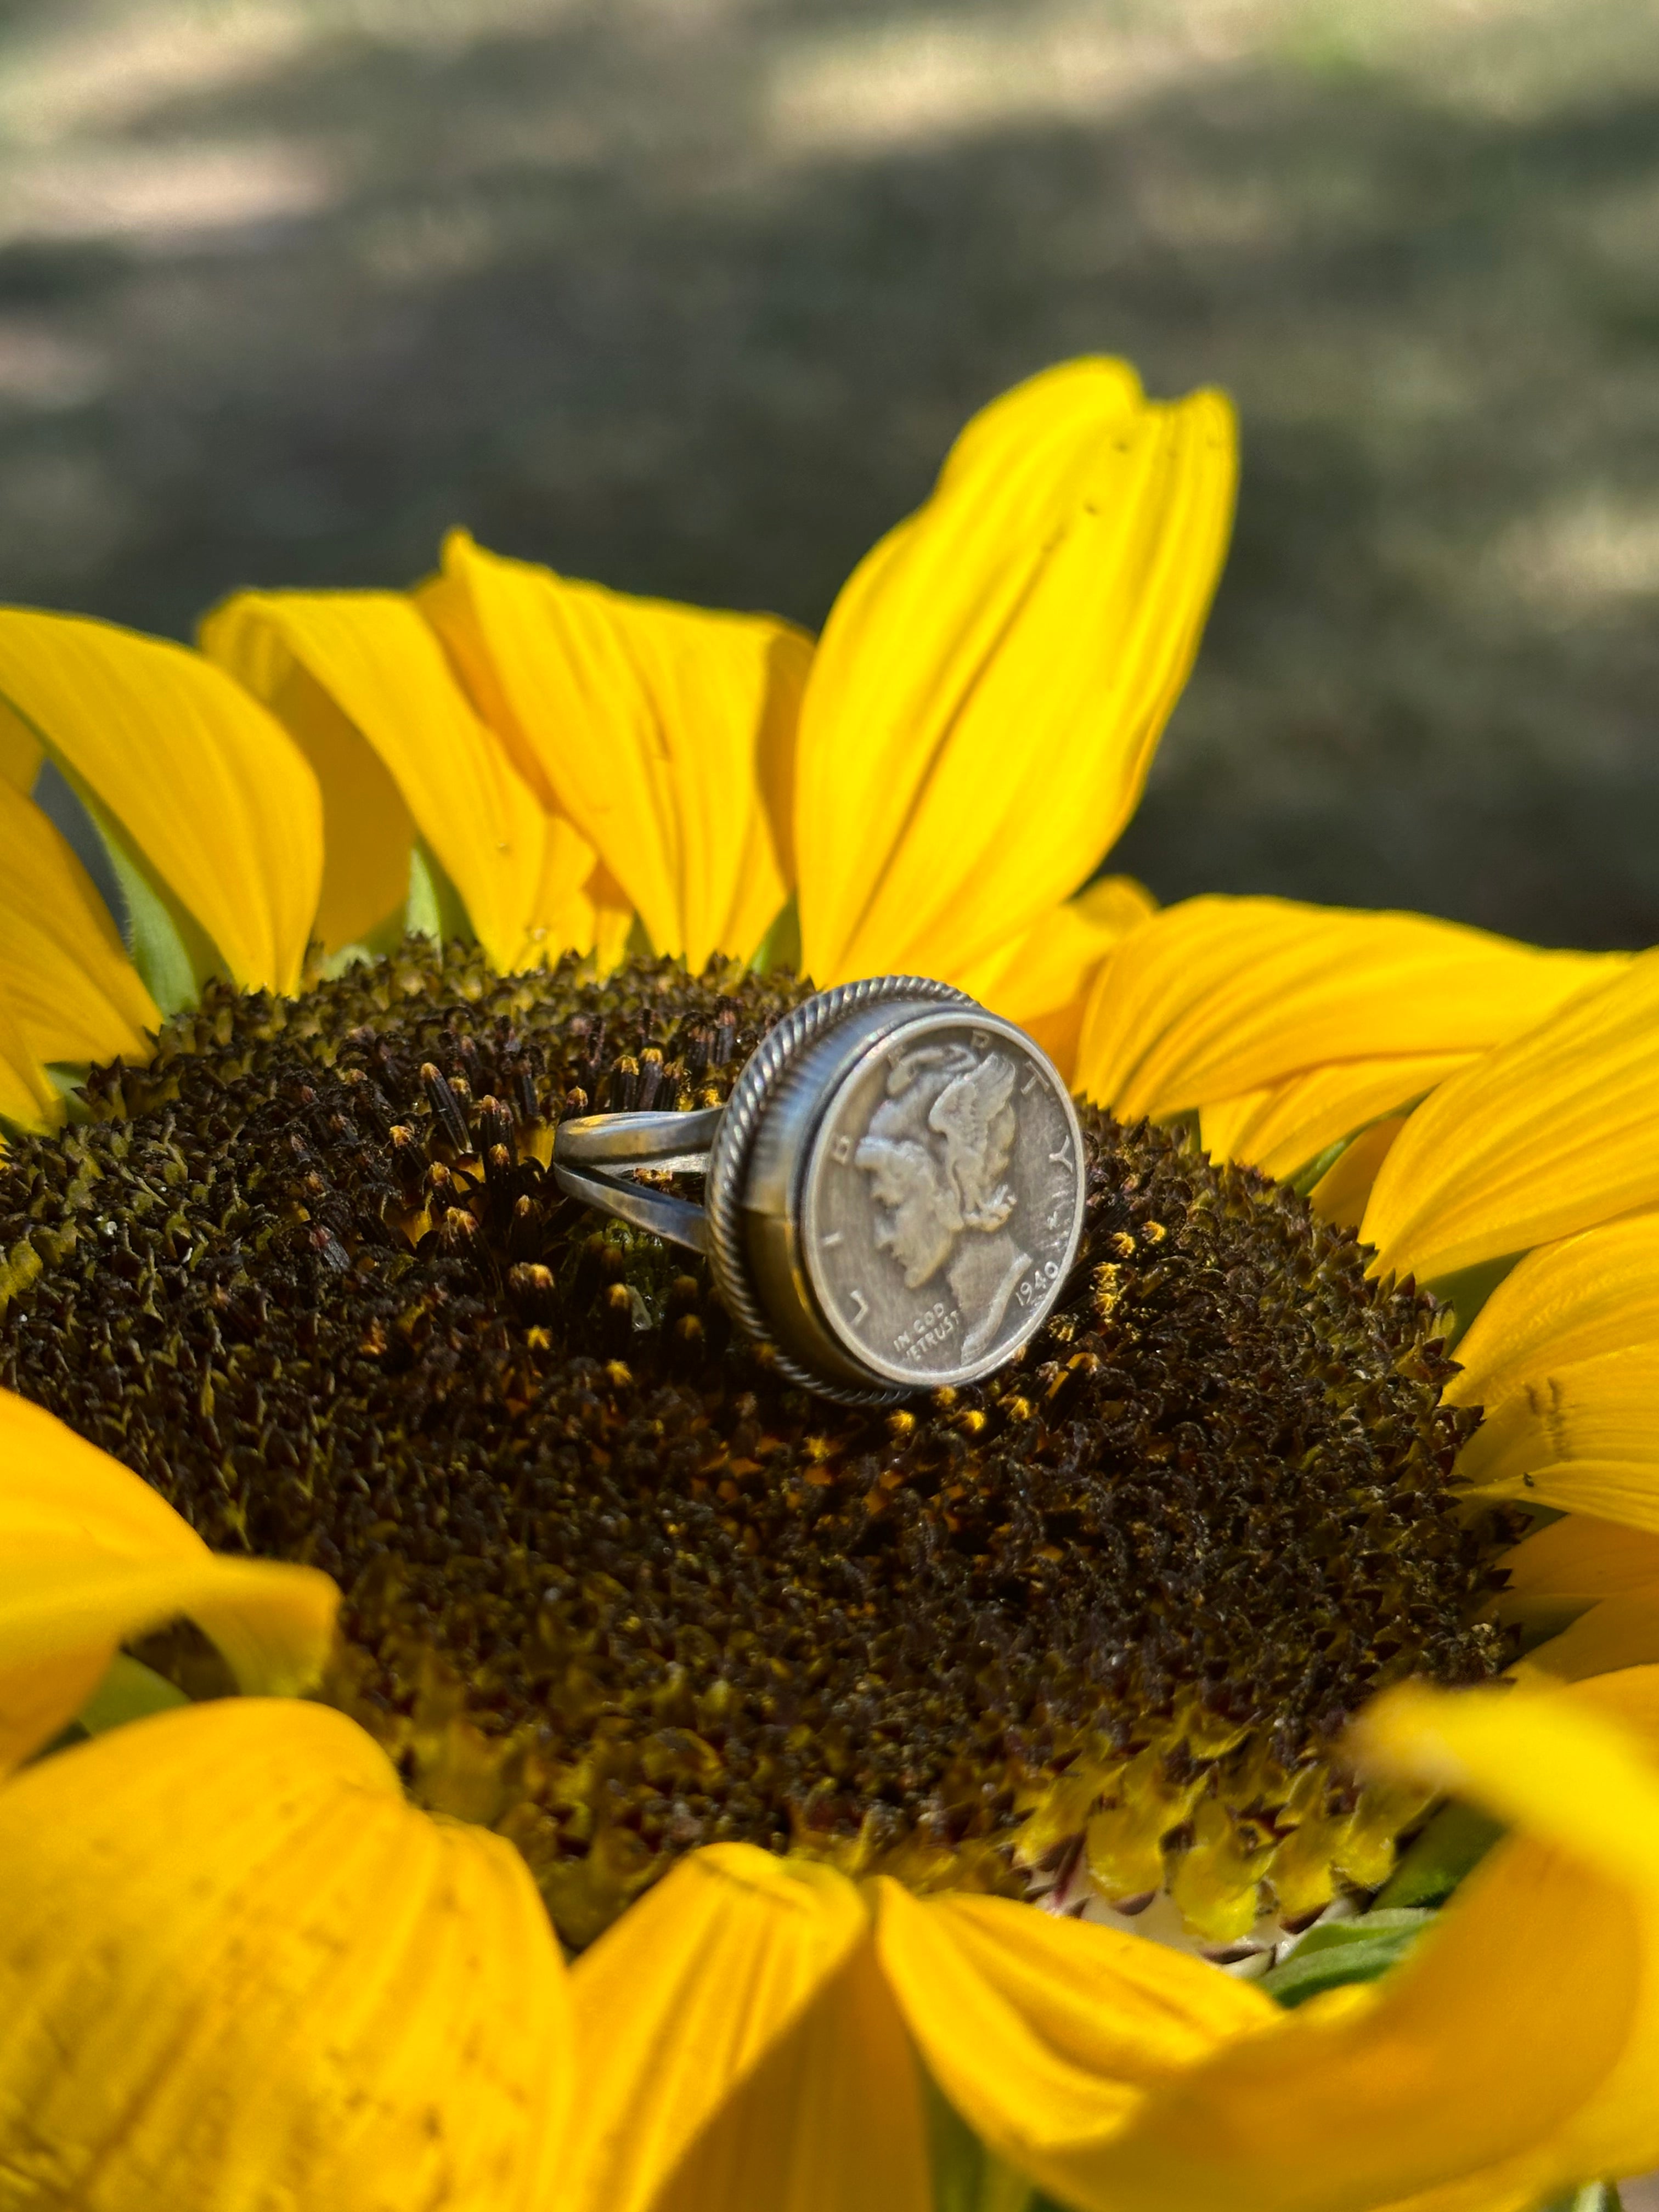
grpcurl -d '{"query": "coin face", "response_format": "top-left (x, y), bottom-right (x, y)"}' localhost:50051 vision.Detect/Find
top-left (800, 1008), bottom-right (1086, 1389)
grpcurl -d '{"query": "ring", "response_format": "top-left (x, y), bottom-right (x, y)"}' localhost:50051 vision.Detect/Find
top-left (553, 976), bottom-right (1087, 1404)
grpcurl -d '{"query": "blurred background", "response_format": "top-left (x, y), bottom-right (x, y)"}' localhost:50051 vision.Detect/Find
top-left (0, 0), bottom-right (1655, 948)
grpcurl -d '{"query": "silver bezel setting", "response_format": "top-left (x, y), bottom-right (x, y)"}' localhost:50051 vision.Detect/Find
top-left (704, 976), bottom-right (970, 1404)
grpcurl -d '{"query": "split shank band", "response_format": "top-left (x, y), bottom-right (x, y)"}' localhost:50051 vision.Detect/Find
top-left (552, 976), bottom-right (1087, 1406)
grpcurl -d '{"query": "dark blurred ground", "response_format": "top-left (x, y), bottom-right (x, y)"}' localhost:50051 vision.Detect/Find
top-left (1, 0), bottom-right (1657, 947)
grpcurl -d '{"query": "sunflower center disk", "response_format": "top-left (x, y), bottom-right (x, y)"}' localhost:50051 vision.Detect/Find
top-left (0, 946), bottom-right (1515, 1949)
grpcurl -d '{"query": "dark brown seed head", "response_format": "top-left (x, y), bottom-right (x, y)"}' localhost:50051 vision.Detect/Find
top-left (0, 940), bottom-right (1513, 1948)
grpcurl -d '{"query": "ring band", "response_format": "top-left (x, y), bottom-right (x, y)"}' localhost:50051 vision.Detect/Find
top-left (554, 977), bottom-right (1086, 1404)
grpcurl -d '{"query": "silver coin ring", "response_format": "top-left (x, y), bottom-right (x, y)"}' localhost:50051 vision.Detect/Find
top-left (552, 977), bottom-right (1087, 1404)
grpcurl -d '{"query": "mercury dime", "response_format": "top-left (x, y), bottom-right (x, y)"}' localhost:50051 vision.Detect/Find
top-left (801, 1006), bottom-right (1085, 1387)
top-left (727, 991), bottom-right (1085, 1396)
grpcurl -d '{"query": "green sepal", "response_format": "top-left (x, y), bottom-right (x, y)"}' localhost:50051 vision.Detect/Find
top-left (16, 724), bottom-right (221, 1012)
top-left (407, 838), bottom-right (473, 946)
top-left (1286, 1088), bottom-right (1437, 1200)
top-left (1537, 2186), bottom-right (1623, 2212)
top-left (1420, 1252), bottom-right (1523, 1345)
top-left (1376, 1799), bottom-right (1504, 1909)
top-left (1260, 1908), bottom-right (1432, 2009)
top-left (95, 816), bottom-right (219, 1016)
top-left (751, 893), bottom-right (802, 978)
top-left (24, 1651), bottom-right (190, 1767)
top-left (77, 1651), bottom-right (190, 1733)
top-left (926, 2078), bottom-right (1039, 2212)
top-left (1289, 1134), bottom-right (1350, 1197)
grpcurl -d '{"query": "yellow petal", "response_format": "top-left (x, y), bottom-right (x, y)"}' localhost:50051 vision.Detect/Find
top-left (1075, 895), bottom-right (1623, 1122)
top-left (797, 360), bottom-right (1235, 986)
top-left (0, 698), bottom-right (41, 790)
top-left (1451, 1214), bottom-right (1659, 1413)
top-left (651, 1941), bottom-right (929, 2212)
top-left (1307, 1115), bottom-right (1410, 1232)
top-left (1083, 1837), bottom-right (1638, 2212)
top-left (523, 814), bottom-right (613, 967)
top-left (875, 1882), bottom-right (1273, 2191)
top-left (958, 874), bottom-right (1156, 1084)
top-left (1502, 1513), bottom-right (1659, 1604)
top-left (201, 589), bottom-right (551, 974)
top-left (1513, 1667), bottom-right (1659, 2186)
top-left (897, 1680), bottom-right (1659, 2212)
top-left (1201, 1054), bottom-right (1472, 1183)
top-left (0, 1388), bottom-right (337, 1767)
top-left (0, 980), bottom-right (58, 1135)
top-left (422, 532), bottom-right (811, 968)
top-left (1357, 1673), bottom-right (1659, 1893)
top-left (1440, 1217), bottom-right (1659, 1526)
top-left (0, 1697), bottom-right (571, 2211)
top-left (1352, 1672), bottom-right (1659, 2189)
top-left (198, 594), bottom-right (414, 952)
top-left (0, 610), bottom-right (321, 997)
top-left (1504, 1513), bottom-right (1659, 1681)
top-left (1363, 947), bottom-right (1659, 1286)
top-left (565, 1843), bottom-right (869, 2212)
top-left (1449, 1347), bottom-right (1659, 1528)
top-left (1498, 1515), bottom-right (1659, 1685)
top-left (1520, 1588), bottom-right (1659, 1684)
top-left (0, 776), bottom-right (157, 1066)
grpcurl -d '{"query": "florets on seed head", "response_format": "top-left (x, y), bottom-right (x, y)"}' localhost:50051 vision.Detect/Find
top-left (0, 941), bottom-right (1511, 1948)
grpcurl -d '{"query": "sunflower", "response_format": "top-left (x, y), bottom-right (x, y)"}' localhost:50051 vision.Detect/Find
top-left (1, 355), bottom-right (1657, 2208)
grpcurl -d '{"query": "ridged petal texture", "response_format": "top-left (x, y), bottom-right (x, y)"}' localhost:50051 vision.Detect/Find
top-left (420, 531), bottom-right (811, 969)
top-left (0, 611), bottom-right (321, 999)
top-left (1363, 947), bottom-right (1659, 1285)
top-left (563, 1844), bottom-right (923, 2212)
top-left (1075, 896), bottom-right (1623, 1166)
top-left (0, 1698), bottom-right (572, 2212)
top-left (200, 590), bottom-right (552, 974)
top-left (0, 778), bottom-right (156, 1071)
top-left (794, 359), bottom-right (1235, 986)
top-left (0, 1389), bottom-right (336, 1770)
top-left (1440, 1217), bottom-right (1659, 1677)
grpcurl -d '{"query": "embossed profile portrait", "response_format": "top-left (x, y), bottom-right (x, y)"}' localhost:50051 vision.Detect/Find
top-left (853, 1042), bottom-right (1032, 1363)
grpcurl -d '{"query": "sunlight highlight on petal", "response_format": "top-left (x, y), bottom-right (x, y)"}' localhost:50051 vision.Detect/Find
top-left (797, 360), bottom-right (1235, 985)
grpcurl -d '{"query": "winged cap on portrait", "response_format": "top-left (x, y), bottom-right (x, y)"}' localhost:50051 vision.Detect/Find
top-left (852, 1044), bottom-right (1019, 1291)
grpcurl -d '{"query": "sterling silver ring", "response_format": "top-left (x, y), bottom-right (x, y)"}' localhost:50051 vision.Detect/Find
top-left (552, 977), bottom-right (1087, 1404)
